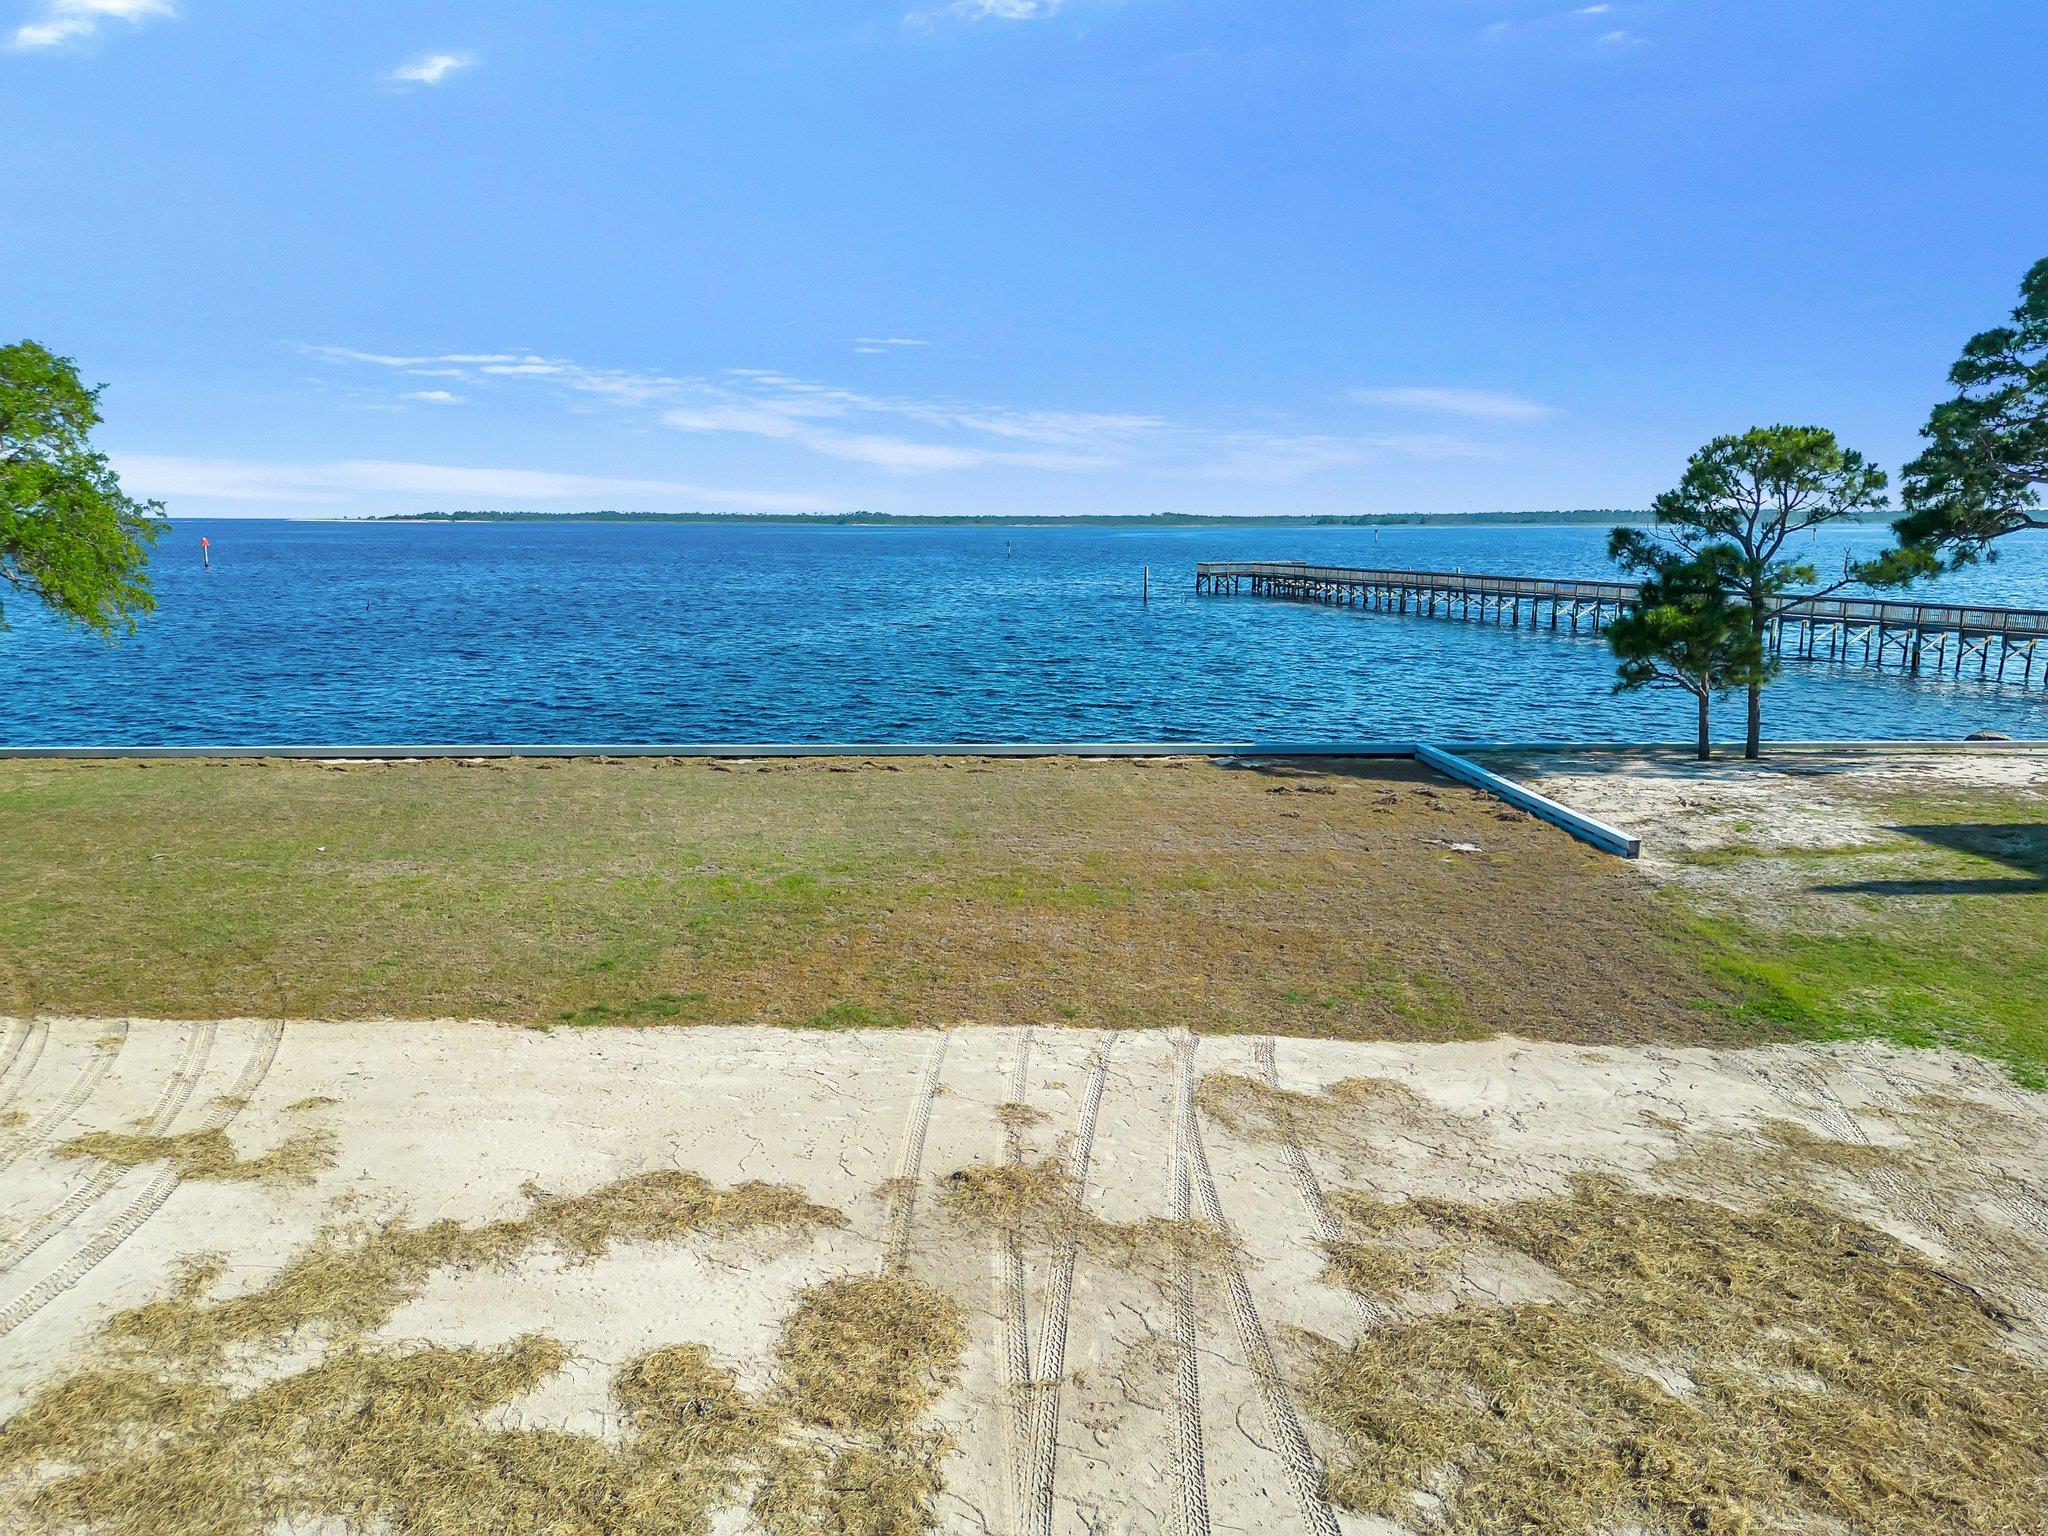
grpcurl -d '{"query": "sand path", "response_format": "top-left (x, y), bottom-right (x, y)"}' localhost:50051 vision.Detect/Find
top-left (0, 1019), bottom-right (2042, 1534)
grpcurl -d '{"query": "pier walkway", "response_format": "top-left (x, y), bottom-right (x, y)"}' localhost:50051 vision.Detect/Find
top-left (1195, 561), bottom-right (2048, 687)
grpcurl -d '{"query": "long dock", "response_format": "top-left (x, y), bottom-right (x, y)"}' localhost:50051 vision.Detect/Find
top-left (1195, 561), bottom-right (2048, 687)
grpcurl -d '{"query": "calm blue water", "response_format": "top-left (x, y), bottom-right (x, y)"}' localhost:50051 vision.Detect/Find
top-left (5, 520), bottom-right (2048, 746)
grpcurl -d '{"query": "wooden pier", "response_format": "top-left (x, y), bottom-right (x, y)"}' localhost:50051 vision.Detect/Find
top-left (1195, 561), bottom-right (2048, 687)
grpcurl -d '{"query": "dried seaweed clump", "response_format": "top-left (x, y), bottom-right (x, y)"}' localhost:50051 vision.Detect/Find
top-left (0, 1331), bottom-right (773, 1536)
top-left (1196, 1070), bottom-right (1434, 1146)
top-left (0, 1172), bottom-right (935, 1536)
top-left (59, 1126), bottom-right (336, 1186)
top-left (1304, 1171), bottom-right (2048, 1536)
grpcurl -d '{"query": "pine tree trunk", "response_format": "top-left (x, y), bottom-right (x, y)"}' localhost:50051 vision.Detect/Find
top-left (1745, 604), bottom-right (1769, 760)
top-left (1696, 690), bottom-right (1712, 762)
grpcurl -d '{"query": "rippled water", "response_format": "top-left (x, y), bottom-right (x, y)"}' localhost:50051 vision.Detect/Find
top-left (5, 520), bottom-right (2047, 746)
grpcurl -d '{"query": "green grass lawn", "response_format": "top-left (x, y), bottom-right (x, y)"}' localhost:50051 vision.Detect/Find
top-left (2, 755), bottom-right (2042, 1081)
top-left (1671, 790), bottom-right (2048, 1086)
top-left (0, 755), bottom-right (1733, 1046)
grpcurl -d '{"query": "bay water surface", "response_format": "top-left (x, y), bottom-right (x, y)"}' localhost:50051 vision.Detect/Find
top-left (5, 519), bottom-right (2047, 747)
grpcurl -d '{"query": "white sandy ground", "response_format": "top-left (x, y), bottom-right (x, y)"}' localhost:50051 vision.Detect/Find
top-left (1499, 746), bottom-right (2048, 870)
top-left (1, 1018), bottom-right (2045, 1534)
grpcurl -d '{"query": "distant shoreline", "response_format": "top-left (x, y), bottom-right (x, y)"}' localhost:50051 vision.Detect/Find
top-left (369, 508), bottom-right (1660, 528)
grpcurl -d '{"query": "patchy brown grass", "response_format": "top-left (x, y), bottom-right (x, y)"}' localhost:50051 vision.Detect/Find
top-left (0, 755), bottom-right (1746, 1045)
top-left (0, 1172), bottom-right (974, 1536)
top-left (58, 1126), bottom-right (335, 1186)
top-left (1303, 1163), bottom-right (2048, 1536)
top-left (1501, 753), bottom-right (2048, 1082)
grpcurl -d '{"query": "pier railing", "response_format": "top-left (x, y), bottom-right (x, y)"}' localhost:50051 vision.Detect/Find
top-left (1194, 561), bottom-right (2048, 686)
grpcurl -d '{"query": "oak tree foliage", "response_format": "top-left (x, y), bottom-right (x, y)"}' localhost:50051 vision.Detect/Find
top-left (0, 340), bottom-right (166, 637)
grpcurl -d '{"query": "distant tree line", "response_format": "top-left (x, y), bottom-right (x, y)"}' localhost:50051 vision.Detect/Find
top-left (380, 508), bottom-right (1660, 528)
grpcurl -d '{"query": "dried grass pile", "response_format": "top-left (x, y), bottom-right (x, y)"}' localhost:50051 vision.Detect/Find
top-left (1320, 1191), bottom-right (1462, 1298)
top-left (58, 1125), bottom-right (336, 1186)
top-left (1304, 1170), bottom-right (2048, 1535)
top-left (753, 1273), bottom-right (967, 1536)
top-left (0, 1171), bottom-right (970, 1536)
top-left (938, 1155), bottom-right (1207, 1267)
top-left (1195, 1070), bottom-right (1434, 1147)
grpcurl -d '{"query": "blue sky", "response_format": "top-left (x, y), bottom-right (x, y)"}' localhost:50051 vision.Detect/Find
top-left (5, 1), bottom-right (2044, 519)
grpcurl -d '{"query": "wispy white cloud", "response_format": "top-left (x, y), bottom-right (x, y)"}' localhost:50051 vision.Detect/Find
top-left (1351, 385), bottom-right (1555, 423)
top-left (405, 390), bottom-right (464, 405)
top-left (391, 51), bottom-right (474, 86)
top-left (904, 0), bottom-right (1073, 31)
top-left (660, 374), bottom-right (1142, 473)
top-left (312, 347), bottom-right (1160, 472)
top-left (312, 348), bottom-right (527, 368)
top-left (1201, 434), bottom-right (1378, 481)
top-left (111, 453), bottom-right (842, 512)
top-left (1480, 5), bottom-right (1644, 46)
top-left (307, 345), bottom-right (1508, 482)
top-left (854, 336), bottom-right (932, 354)
top-left (1205, 430), bottom-right (1494, 481)
top-left (913, 0), bottom-right (1065, 23)
top-left (12, 0), bottom-right (170, 51)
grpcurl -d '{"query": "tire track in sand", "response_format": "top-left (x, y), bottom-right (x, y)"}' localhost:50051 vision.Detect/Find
top-left (1168, 1031), bottom-right (1211, 1536)
top-left (996, 1026), bottom-right (1035, 1529)
top-left (1180, 1033), bottom-right (1341, 1536)
top-left (1837, 1065), bottom-right (2048, 1293)
top-left (1739, 1052), bottom-right (2048, 1317)
top-left (1945, 1077), bottom-right (2048, 1246)
top-left (883, 1029), bottom-right (952, 1276)
top-left (1986, 1078), bottom-right (2048, 1227)
top-left (0, 1020), bottom-right (217, 1277)
top-left (0, 1020), bottom-right (285, 1339)
top-left (0, 1020), bottom-right (25, 1090)
top-left (0, 1023), bottom-right (130, 1177)
top-left (1253, 1035), bottom-right (1391, 1332)
top-left (1019, 1030), bottom-right (1116, 1536)
top-left (0, 1020), bottom-right (50, 1116)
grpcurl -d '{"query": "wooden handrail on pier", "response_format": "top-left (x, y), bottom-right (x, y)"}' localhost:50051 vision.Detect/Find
top-left (1194, 561), bottom-right (2048, 687)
